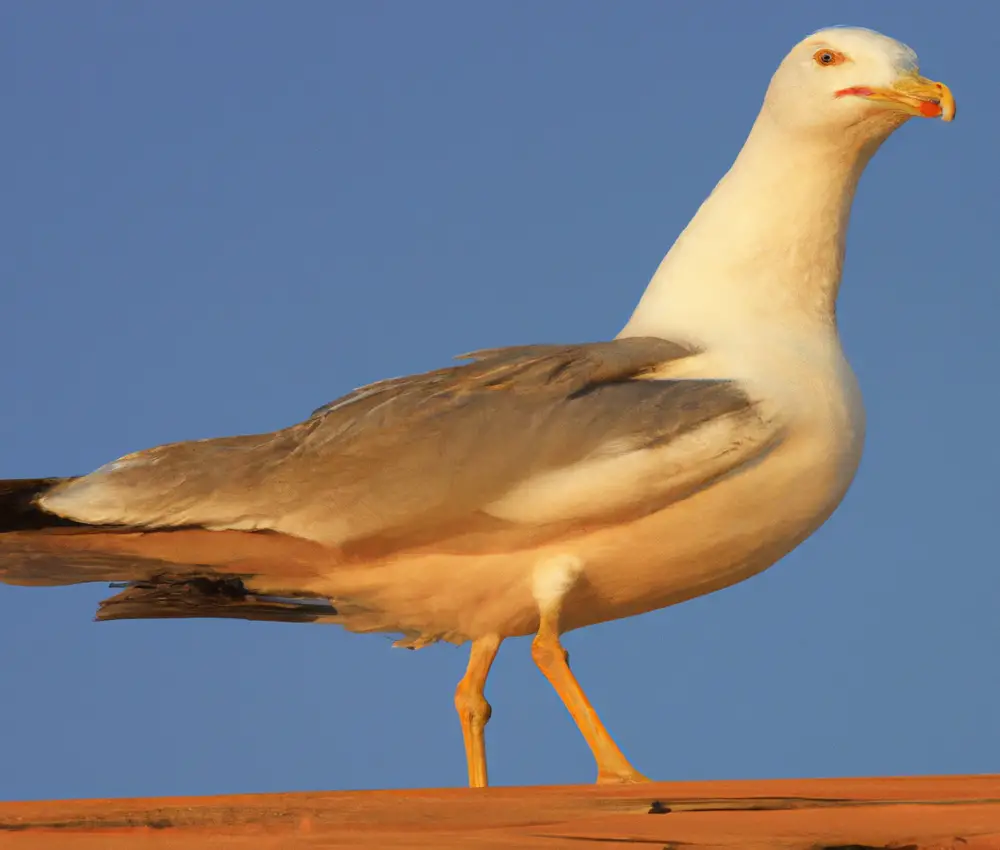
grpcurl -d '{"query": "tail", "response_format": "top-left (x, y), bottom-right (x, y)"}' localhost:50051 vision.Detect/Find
top-left (0, 477), bottom-right (82, 533)
top-left (0, 477), bottom-right (338, 625)
top-left (96, 575), bottom-right (337, 623)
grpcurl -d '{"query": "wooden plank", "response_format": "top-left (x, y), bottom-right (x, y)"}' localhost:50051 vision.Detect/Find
top-left (1, 775), bottom-right (998, 849)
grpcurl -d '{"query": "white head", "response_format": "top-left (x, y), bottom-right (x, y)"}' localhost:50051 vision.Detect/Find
top-left (619, 26), bottom-right (954, 345)
top-left (762, 27), bottom-right (954, 139)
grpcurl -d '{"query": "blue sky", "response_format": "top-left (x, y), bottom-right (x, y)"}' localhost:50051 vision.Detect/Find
top-left (2, 2), bottom-right (997, 800)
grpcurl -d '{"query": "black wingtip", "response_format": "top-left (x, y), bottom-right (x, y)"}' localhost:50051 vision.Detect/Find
top-left (0, 478), bottom-right (85, 532)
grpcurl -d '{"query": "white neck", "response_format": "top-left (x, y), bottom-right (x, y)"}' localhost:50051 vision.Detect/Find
top-left (618, 110), bottom-right (890, 347)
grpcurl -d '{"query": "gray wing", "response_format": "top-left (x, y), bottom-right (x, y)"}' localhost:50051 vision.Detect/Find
top-left (38, 337), bottom-right (781, 546)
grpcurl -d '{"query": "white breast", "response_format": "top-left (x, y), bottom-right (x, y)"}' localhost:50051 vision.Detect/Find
top-left (561, 329), bottom-right (867, 625)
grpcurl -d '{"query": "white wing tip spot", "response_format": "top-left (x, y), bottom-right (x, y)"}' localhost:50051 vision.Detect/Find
top-left (531, 554), bottom-right (585, 610)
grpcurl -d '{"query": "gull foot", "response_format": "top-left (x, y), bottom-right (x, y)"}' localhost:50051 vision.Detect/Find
top-left (595, 769), bottom-right (651, 785)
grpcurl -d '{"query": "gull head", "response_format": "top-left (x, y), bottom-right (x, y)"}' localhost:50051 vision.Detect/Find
top-left (762, 27), bottom-right (954, 139)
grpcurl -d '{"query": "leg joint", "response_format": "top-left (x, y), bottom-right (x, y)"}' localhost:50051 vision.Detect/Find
top-left (455, 679), bottom-right (492, 727)
top-left (531, 631), bottom-right (567, 669)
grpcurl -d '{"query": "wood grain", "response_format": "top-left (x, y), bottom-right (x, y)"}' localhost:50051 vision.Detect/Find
top-left (2, 774), bottom-right (998, 849)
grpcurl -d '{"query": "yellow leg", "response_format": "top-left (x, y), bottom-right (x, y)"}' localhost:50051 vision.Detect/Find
top-left (454, 634), bottom-right (501, 788)
top-left (531, 609), bottom-right (648, 784)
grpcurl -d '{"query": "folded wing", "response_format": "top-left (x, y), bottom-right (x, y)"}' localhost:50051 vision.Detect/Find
top-left (39, 337), bottom-right (781, 548)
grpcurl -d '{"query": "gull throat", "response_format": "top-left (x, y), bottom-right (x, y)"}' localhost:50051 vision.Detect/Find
top-left (619, 107), bottom-right (892, 345)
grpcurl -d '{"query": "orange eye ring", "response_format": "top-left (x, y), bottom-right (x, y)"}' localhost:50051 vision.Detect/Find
top-left (813, 48), bottom-right (846, 67)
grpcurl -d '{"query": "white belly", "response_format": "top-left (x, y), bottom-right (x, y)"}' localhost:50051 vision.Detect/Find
top-left (305, 335), bottom-right (866, 644)
top-left (565, 429), bottom-right (860, 631)
top-left (562, 343), bottom-right (866, 630)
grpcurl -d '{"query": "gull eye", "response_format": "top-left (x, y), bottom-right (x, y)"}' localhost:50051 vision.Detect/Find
top-left (813, 49), bottom-right (846, 67)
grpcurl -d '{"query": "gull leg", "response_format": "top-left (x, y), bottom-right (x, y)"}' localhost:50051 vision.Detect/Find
top-left (454, 634), bottom-right (502, 788)
top-left (531, 602), bottom-right (648, 785)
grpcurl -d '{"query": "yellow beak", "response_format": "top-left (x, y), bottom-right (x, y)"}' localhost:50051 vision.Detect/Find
top-left (838, 74), bottom-right (956, 122)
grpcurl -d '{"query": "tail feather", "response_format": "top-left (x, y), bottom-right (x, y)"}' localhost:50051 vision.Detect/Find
top-left (0, 477), bottom-right (337, 625)
top-left (97, 574), bottom-right (338, 623)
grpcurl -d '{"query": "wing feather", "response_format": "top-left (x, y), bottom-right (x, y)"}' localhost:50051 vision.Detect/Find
top-left (39, 337), bottom-right (779, 547)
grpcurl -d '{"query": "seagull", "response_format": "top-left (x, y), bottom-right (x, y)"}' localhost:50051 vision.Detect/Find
top-left (0, 27), bottom-right (953, 788)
